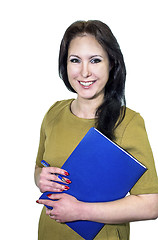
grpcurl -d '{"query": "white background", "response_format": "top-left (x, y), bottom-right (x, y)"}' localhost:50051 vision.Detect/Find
top-left (0, 0), bottom-right (158, 239)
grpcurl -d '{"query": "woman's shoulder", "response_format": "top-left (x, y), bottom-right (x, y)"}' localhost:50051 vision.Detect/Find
top-left (124, 107), bottom-right (140, 122)
top-left (47, 99), bottom-right (73, 113)
top-left (121, 107), bottom-right (144, 127)
top-left (43, 99), bottom-right (74, 125)
top-left (115, 107), bottom-right (144, 143)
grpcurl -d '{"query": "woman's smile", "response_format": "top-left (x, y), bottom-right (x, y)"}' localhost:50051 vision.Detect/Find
top-left (78, 80), bottom-right (97, 88)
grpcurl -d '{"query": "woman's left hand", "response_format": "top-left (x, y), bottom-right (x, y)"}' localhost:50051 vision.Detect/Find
top-left (37, 193), bottom-right (82, 223)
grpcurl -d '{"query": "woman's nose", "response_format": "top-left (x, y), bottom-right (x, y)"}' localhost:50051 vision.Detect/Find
top-left (81, 62), bottom-right (91, 78)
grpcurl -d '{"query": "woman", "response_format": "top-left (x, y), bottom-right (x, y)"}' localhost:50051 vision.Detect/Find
top-left (35, 20), bottom-right (158, 240)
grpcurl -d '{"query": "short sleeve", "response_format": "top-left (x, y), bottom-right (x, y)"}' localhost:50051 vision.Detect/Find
top-left (35, 101), bottom-right (61, 167)
top-left (35, 115), bottom-right (46, 168)
top-left (120, 113), bottom-right (158, 195)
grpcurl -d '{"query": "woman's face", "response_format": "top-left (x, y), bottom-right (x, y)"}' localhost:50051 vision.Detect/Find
top-left (67, 34), bottom-right (110, 102)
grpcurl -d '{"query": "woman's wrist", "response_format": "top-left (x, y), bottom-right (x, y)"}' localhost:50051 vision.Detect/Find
top-left (76, 201), bottom-right (92, 221)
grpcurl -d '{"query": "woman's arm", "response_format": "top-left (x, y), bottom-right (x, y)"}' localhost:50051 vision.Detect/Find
top-left (37, 193), bottom-right (158, 223)
top-left (80, 193), bottom-right (158, 224)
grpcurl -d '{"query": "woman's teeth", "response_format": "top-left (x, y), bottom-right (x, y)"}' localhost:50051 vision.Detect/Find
top-left (79, 81), bottom-right (95, 86)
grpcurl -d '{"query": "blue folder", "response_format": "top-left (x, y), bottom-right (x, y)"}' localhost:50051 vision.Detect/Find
top-left (40, 127), bottom-right (147, 240)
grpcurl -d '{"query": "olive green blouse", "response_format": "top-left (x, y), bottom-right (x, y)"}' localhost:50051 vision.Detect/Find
top-left (36, 99), bottom-right (158, 240)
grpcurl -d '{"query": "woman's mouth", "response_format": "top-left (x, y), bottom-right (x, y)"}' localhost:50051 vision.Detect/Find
top-left (78, 81), bottom-right (96, 87)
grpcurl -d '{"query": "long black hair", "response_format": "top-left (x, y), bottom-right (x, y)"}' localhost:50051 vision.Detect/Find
top-left (59, 20), bottom-right (126, 140)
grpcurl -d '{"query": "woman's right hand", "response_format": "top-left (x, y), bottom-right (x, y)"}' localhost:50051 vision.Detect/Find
top-left (35, 166), bottom-right (71, 193)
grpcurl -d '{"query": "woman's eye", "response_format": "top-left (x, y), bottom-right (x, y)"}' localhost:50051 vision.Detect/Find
top-left (70, 58), bottom-right (80, 63)
top-left (91, 58), bottom-right (101, 64)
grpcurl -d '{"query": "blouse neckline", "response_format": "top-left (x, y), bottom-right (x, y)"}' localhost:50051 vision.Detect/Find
top-left (67, 99), bottom-right (96, 122)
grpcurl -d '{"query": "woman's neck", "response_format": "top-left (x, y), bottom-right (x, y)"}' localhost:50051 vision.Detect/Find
top-left (71, 96), bottom-right (103, 119)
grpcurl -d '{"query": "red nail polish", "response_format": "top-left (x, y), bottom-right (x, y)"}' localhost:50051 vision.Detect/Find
top-left (36, 200), bottom-right (39, 203)
top-left (64, 186), bottom-right (70, 190)
top-left (47, 194), bottom-right (52, 197)
top-left (64, 171), bottom-right (69, 176)
top-left (65, 179), bottom-right (71, 184)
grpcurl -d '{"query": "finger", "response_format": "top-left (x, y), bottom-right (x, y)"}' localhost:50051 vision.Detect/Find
top-left (55, 219), bottom-right (61, 223)
top-left (47, 173), bottom-right (71, 184)
top-left (47, 167), bottom-right (69, 177)
top-left (46, 208), bottom-right (51, 215)
top-left (45, 208), bottom-right (56, 218)
top-left (46, 187), bottom-right (63, 192)
top-left (59, 177), bottom-right (71, 184)
top-left (41, 178), bottom-right (70, 191)
top-left (46, 209), bottom-right (57, 218)
top-left (36, 199), bottom-right (56, 207)
top-left (49, 182), bottom-right (70, 192)
top-left (55, 175), bottom-right (72, 184)
top-left (40, 185), bottom-right (69, 193)
top-left (48, 193), bottom-right (66, 200)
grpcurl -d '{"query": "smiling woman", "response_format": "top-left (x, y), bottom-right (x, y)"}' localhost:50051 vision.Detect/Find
top-left (35, 20), bottom-right (158, 240)
top-left (59, 21), bottom-right (126, 139)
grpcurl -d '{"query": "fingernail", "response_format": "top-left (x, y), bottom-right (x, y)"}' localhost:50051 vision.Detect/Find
top-left (65, 179), bottom-right (71, 184)
top-left (47, 194), bottom-right (52, 197)
top-left (64, 186), bottom-right (70, 190)
top-left (64, 171), bottom-right (69, 176)
top-left (36, 200), bottom-right (39, 203)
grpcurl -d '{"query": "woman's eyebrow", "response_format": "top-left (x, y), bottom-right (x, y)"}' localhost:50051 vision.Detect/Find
top-left (89, 55), bottom-right (103, 59)
top-left (68, 55), bottom-right (80, 59)
top-left (68, 54), bottom-right (103, 59)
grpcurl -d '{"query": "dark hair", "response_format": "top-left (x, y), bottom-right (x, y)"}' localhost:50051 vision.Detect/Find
top-left (59, 20), bottom-right (126, 140)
